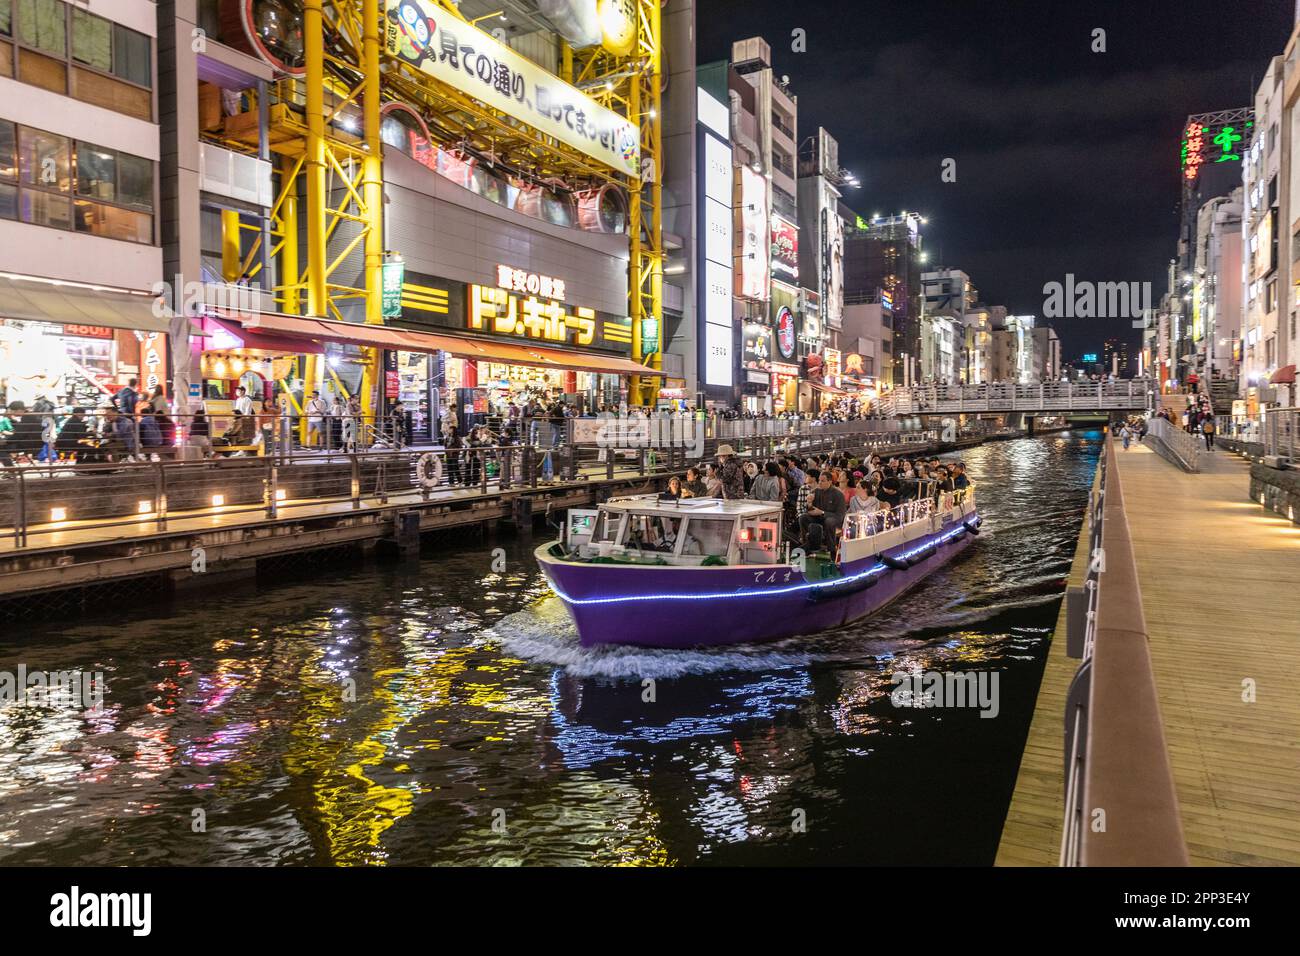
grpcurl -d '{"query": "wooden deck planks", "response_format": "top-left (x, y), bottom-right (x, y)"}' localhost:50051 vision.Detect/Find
top-left (998, 439), bottom-right (1300, 866)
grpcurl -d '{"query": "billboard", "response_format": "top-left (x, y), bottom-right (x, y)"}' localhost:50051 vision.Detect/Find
top-left (770, 216), bottom-right (798, 282)
top-left (735, 165), bottom-right (770, 299)
top-left (384, 0), bottom-right (640, 177)
top-left (698, 91), bottom-right (734, 388)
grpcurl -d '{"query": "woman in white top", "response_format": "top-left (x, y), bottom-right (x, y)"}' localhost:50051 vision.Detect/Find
top-left (848, 479), bottom-right (881, 515)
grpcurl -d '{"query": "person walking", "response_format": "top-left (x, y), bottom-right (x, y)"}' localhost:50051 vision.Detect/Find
top-left (1120, 423), bottom-right (1132, 450)
top-left (1201, 415), bottom-right (1216, 451)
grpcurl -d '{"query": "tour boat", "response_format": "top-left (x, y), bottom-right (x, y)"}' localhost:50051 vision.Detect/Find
top-left (535, 487), bottom-right (981, 648)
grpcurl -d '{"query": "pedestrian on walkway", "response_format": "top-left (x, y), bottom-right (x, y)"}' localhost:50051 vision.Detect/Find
top-left (1120, 424), bottom-right (1132, 450)
top-left (1201, 416), bottom-right (1215, 451)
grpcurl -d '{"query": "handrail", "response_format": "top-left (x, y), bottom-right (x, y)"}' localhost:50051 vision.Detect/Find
top-left (1144, 416), bottom-right (1200, 472)
top-left (1061, 434), bottom-right (1188, 866)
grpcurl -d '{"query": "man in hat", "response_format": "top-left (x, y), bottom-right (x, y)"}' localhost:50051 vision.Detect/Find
top-left (716, 443), bottom-right (745, 500)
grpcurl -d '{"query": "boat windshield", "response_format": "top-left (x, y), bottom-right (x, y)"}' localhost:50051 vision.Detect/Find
top-left (625, 513), bottom-right (684, 553)
top-left (682, 517), bottom-right (735, 557)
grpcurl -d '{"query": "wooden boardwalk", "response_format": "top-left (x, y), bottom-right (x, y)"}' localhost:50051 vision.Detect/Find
top-left (997, 440), bottom-right (1300, 865)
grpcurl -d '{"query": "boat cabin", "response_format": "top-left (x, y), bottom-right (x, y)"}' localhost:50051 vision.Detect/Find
top-left (562, 495), bottom-right (783, 566)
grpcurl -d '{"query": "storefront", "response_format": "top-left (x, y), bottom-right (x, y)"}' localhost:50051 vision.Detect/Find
top-left (387, 267), bottom-right (642, 423)
top-left (0, 273), bottom-right (173, 411)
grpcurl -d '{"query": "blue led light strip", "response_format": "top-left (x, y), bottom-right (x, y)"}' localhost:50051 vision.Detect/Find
top-left (546, 524), bottom-right (972, 606)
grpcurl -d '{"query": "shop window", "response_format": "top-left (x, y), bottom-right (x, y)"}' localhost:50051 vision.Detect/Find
top-left (75, 141), bottom-right (115, 201)
top-left (0, 1), bottom-right (11, 35)
top-left (19, 126), bottom-right (69, 191)
top-left (20, 187), bottom-right (69, 228)
top-left (17, 46), bottom-right (63, 91)
top-left (0, 39), bottom-right (12, 78)
top-left (17, 0), bottom-right (64, 56)
top-left (73, 199), bottom-right (150, 242)
top-left (70, 6), bottom-right (109, 72)
top-left (0, 119), bottom-right (14, 180)
top-left (0, 182), bottom-right (16, 220)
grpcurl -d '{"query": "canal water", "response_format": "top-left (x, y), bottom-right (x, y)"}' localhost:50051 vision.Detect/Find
top-left (0, 432), bottom-right (1101, 866)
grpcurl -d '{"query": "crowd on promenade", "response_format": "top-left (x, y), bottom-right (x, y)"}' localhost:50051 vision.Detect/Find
top-left (657, 443), bottom-right (970, 554)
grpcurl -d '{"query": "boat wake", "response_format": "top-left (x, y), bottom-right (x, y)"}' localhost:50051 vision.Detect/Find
top-left (489, 590), bottom-right (1063, 680)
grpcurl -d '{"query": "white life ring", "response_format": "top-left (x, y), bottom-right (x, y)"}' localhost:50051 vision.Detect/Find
top-left (415, 453), bottom-right (443, 489)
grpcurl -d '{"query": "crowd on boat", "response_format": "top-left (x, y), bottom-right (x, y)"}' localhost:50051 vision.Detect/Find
top-left (657, 444), bottom-right (971, 554)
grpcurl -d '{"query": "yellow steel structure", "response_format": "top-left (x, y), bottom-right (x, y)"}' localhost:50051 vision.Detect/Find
top-left (219, 0), bottom-right (663, 408)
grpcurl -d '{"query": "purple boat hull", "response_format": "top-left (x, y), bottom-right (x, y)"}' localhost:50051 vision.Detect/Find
top-left (536, 511), bottom-right (980, 648)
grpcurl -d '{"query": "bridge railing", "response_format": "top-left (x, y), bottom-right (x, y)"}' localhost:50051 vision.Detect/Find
top-left (1060, 433), bottom-right (1187, 866)
top-left (883, 377), bottom-right (1153, 415)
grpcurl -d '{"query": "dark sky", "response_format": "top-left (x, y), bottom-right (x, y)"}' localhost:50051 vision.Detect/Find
top-left (696, 0), bottom-right (1295, 359)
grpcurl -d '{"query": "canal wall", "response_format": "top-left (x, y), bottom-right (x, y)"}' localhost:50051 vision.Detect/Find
top-left (1249, 462), bottom-right (1300, 525)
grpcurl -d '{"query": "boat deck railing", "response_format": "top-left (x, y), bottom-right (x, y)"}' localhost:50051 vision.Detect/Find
top-left (842, 486), bottom-right (975, 542)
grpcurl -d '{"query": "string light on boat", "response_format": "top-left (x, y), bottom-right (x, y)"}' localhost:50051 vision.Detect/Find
top-left (546, 525), bottom-right (972, 606)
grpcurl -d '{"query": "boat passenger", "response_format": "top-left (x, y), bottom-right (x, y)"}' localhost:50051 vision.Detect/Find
top-left (682, 466), bottom-right (707, 498)
top-left (664, 476), bottom-right (683, 499)
top-left (716, 444), bottom-right (745, 499)
top-left (749, 461), bottom-right (783, 502)
top-left (848, 478), bottom-right (881, 515)
top-left (796, 467), bottom-right (820, 517)
top-left (704, 463), bottom-right (724, 498)
top-left (799, 471), bottom-right (847, 548)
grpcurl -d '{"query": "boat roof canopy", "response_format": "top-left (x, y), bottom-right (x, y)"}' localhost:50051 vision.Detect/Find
top-left (599, 495), bottom-right (781, 519)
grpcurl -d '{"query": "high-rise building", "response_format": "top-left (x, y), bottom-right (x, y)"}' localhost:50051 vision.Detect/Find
top-left (843, 211), bottom-right (926, 386)
top-left (1102, 338), bottom-right (1131, 377)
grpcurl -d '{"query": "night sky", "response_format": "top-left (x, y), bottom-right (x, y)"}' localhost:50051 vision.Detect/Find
top-left (696, 0), bottom-right (1296, 360)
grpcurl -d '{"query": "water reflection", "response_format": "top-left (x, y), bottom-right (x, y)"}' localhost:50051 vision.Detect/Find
top-left (0, 433), bottom-right (1101, 866)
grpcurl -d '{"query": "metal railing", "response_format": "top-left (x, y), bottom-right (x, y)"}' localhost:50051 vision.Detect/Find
top-left (1060, 434), bottom-right (1187, 866)
top-left (1264, 407), bottom-right (1299, 460)
top-left (1144, 416), bottom-right (1201, 472)
top-left (0, 423), bottom-right (951, 550)
top-left (882, 377), bottom-right (1153, 415)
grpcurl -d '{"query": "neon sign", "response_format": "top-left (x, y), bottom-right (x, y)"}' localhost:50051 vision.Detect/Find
top-left (1182, 120), bottom-right (1251, 182)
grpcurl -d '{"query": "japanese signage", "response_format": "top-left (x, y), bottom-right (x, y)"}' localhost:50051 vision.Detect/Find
top-left (384, 0), bottom-right (640, 177)
top-left (1181, 119), bottom-right (1250, 183)
top-left (495, 264), bottom-right (565, 301)
top-left (735, 165), bottom-right (769, 299)
top-left (392, 270), bottom-right (632, 355)
top-left (382, 260), bottom-right (406, 319)
top-left (770, 216), bottom-right (798, 281)
top-left (775, 306), bottom-right (796, 360)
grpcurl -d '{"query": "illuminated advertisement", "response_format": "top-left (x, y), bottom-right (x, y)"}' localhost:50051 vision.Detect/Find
top-left (698, 90), bottom-right (734, 388)
top-left (735, 165), bottom-right (770, 299)
top-left (825, 347), bottom-right (842, 387)
top-left (1181, 119), bottom-right (1249, 184)
top-left (384, 0), bottom-right (640, 177)
top-left (392, 270), bottom-right (632, 355)
top-left (770, 216), bottom-right (798, 281)
top-left (775, 306), bottom-right (796, 360)
top-left (743, 323), bottom-right (772, 370)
